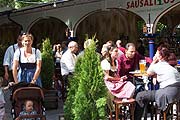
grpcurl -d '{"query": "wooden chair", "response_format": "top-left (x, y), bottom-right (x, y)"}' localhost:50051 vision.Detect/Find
top-left (113, 98), bottom-right (135, 120)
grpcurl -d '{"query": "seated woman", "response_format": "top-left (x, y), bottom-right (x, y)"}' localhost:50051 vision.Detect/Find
top-left (101, 46), bottom-right (135, 99)
top-left (135, 46), bottom-right (180, 120)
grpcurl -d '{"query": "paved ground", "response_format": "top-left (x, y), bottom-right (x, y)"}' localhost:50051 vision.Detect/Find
top-left (4, 90), bottom-right (64, 120)
top-left (4, 89), bottom-right (178, 120)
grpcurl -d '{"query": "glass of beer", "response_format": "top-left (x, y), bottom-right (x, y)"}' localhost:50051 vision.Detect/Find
top-left (139, 60), bottom-right (146, 74)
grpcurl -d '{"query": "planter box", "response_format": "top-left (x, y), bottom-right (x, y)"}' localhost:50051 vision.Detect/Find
top-left (43, 89), bottom-right (59, 110)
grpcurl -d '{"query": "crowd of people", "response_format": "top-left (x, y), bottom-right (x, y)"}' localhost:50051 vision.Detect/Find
top-left (99, 40), bottom-right (180, 119)
top-left (1, 32), bottom-right (180, 119)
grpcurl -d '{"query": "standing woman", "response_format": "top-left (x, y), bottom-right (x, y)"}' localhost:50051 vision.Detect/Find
top-left (12, 33), bottom-right (42, 87)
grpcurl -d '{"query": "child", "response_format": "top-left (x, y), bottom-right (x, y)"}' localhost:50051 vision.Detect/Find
top-left (16, 100), bottom-right (40, 120)
top-left (0, 76), bottom-right (14, 120)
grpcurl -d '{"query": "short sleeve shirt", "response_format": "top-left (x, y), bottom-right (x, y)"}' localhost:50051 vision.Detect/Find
top-left (3, 44), bottom-right (20, 70)
top-left (101, 59), bottom-right (111, 71)
top-left (101, 59), bottom-right (118, 73)
top-left (147, 61), bottom-right (180, 88)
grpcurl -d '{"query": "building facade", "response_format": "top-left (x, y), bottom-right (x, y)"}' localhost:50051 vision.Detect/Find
top-left (0, 0), bottom-right (179, 51)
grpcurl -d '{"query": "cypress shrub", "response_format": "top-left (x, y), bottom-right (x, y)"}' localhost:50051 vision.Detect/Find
top-left (64, 36), bottom-right (107, 120)
top-left (41, 38), bottom-right (54, 89)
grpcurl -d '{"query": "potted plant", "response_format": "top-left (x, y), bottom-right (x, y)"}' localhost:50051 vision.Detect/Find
top-left (41, 38), bottom-right (58, 110)
top-left (64, 36), bottom-right (108, 120)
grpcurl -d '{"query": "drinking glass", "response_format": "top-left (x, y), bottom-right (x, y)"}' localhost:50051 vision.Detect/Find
top-left (139, 60), bottom-right (146, 74)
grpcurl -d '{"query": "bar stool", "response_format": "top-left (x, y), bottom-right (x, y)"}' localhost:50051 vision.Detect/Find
top-left (163, 101), bottom-right (179, 120)
top-left (155, 100), bottom-right (180, 120)
top-left (113, 98), bottom-right (135, 120)
top-left (143, 101), bottom-right (157, 120)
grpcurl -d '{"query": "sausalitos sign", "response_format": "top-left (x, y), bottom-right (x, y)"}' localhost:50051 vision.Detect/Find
top-left (118, 0), bottom-right (180, 26)
top-left (126, 0), bottom-right (175, 9)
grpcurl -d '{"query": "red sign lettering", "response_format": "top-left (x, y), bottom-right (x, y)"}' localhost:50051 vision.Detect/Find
top-left (126, 0), bottom-right (175, 9)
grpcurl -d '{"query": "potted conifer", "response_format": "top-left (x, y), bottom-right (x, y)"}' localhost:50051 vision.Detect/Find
top-left (64, 36), bottom-right (108, 120)
top-left (41, 38), bottom-right (58, 110)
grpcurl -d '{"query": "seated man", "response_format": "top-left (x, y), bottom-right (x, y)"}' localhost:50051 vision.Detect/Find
top-left (117, 43), bottom-right (152, 93)
top-left (117, 43), bottom-right (151, 78)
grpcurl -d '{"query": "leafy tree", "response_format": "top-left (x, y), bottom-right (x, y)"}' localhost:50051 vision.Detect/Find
top-left (64, 36), bottom-right (107, 120)
top-left (0, 0), bottom-right (15, 8)
top-left (0, 0), bottom-right (53, 9)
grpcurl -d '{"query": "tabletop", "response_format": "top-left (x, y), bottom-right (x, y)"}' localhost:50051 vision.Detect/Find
top-left (129, 70), bottom-right (148, 77)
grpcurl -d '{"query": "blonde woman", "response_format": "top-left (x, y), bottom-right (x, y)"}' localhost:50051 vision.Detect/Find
top-left (12, 33), bottom-right (42, 87)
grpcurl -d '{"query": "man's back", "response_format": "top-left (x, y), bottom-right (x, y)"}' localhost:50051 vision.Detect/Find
top-left (3, 44), bottom-right (17, 70)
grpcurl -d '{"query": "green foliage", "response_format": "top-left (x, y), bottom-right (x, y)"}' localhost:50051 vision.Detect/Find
top-left (64, 56), bottom-right (83, 120)
top-left (64, 36), bottom-right (107, 120)
top-left (137, 20), bottom-right (146, 37)
top-left (155, 22), bottom-right (169, 38)
top-left (15, 0), bottom-right (55, 9)
top-left (0, 0), bottom-right (54, 9)
top-left (0, 0), bottom-right (15, 8)
top-left (41, 38), bottom-right (54, 89)
top-left (156, 22), bottom-right (167, 33)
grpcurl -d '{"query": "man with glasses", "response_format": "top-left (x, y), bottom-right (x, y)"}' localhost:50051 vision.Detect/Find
top-left (60, 41), bottom-right (78, 99)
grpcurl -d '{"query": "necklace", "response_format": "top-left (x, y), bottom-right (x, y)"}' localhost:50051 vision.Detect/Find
top-left (24, 50), bottom-right (32, 62)
top-left (27, 57), bottom-right (29, 62)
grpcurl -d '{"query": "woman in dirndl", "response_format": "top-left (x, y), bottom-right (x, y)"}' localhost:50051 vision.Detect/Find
top-left (12, 33), bottom-right (42, 87)
top-left (101, 45), bottom-right (135, 111)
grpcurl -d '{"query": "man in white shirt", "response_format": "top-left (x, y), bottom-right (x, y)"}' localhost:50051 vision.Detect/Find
top-left (3, 35), bottom-right (22, 84)
top-left (60, 41), bottom-right (78, 98)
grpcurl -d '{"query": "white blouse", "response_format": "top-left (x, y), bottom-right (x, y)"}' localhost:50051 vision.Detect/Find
top-left (14, 48), bottom-right (41, 63)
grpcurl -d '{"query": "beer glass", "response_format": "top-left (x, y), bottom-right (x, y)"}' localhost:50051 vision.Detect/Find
top-left (139, 60), bottom-right (146, 74)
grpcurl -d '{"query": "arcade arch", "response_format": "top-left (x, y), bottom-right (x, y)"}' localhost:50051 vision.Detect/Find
top-left (153, 3), bottom-right (180, 55)
top-left (28, 17), bottom-right (68, 48)
top-left (153, 3), bottom-right (180, 34)
top-left (0, 22), bottom-right (21, 45)
top-left (75, 8), bottom-right (144, 49)
top-left (0, 0), bottom-right (179, 55)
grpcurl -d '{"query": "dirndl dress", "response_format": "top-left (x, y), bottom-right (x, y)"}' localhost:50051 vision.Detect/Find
top-left (101, 59), bottom-right (135, 98)
top-left (104, 79), bottom-right (135, 99)
top-left (18, 62), bottom-right (42, 87)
